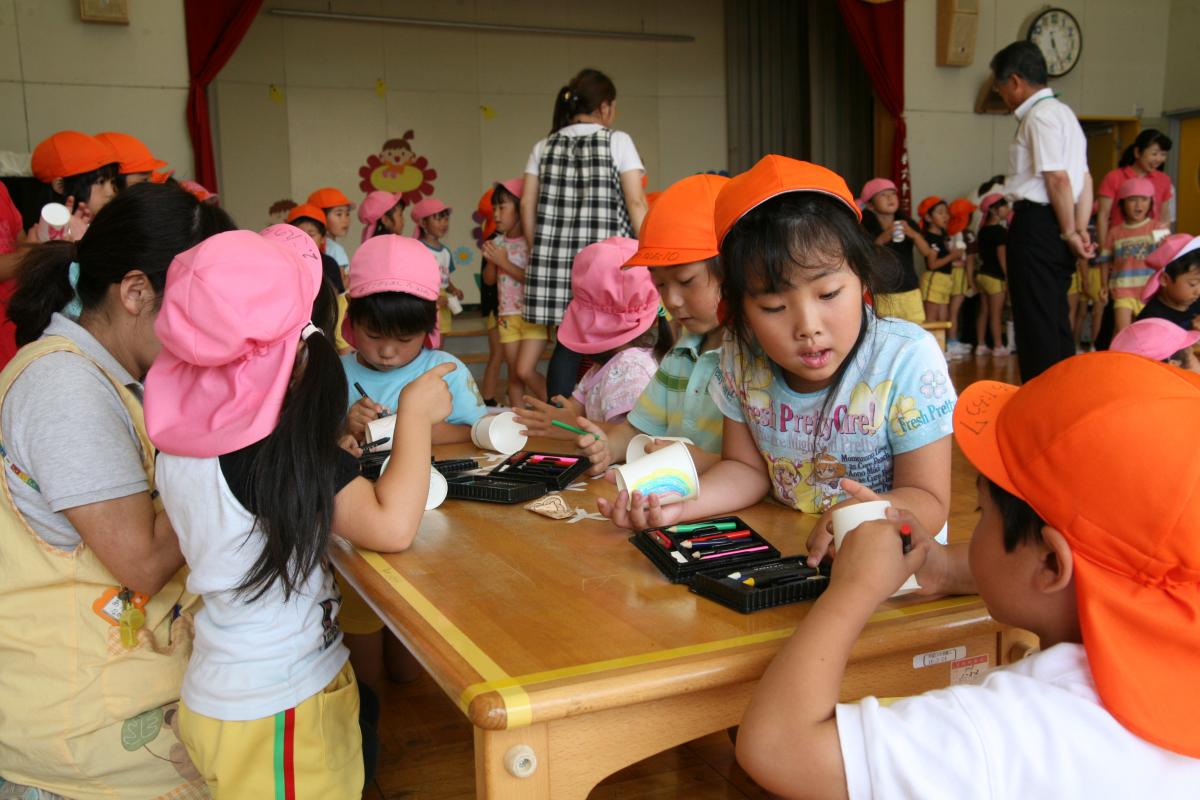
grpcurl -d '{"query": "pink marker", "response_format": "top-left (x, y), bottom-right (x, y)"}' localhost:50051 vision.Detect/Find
top-left (697, 544), bottom-right (770, 561)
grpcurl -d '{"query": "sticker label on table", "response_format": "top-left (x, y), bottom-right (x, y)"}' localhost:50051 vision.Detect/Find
top-left (950, 654), bottom-right (990, 685)
top-left (912, 645), bottom-right (966, 669)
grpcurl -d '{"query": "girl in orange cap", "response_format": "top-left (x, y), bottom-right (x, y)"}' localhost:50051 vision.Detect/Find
top-left (24, 131), bottom-right (119, 242)
top-left (599, 156), bottom-right (955, 570)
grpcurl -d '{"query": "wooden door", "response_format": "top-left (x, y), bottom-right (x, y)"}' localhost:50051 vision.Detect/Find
top-left (1177, 117), bottom-right (1200, 234)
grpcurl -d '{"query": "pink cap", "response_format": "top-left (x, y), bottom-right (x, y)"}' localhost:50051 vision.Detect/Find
top-left (1142, 235), bottom-right (1200, 301)
top-left (557, 237), bottom-right (658, 355)
top-left (857, 178), bottom-right (896, 208)
top-left (494, 177), bottom-right (524, 200)
top-left (1118, 177), bottom-right (1155, 201)
top-left (145, 227), bottom-right (323, 457)
top-left (979, 193), bottom-right (1005, 218)
top-left (341, 234), bottom-right (442, 349)
top-left (410, 197), bottom-right (450, 238)
top-left (358, 191), bottom-right (405, 244)
top-left (1110, 318), bottom-right (1200, 363)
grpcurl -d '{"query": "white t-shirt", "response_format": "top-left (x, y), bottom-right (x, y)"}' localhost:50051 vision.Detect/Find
top-left (155, 454), bottom-right (348, 721)
top-left (524, 123), bottom-right (645, 176)
top-left (325, 238), bottom-right (349, 269)
top-left (836, 643), bottom-right (1200, 798)
top-left (1006, 88), bottom-right (1089, 204)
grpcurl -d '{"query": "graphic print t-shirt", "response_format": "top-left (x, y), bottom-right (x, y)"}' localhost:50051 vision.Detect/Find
top-left (708, 313), bottom-right (956, 513)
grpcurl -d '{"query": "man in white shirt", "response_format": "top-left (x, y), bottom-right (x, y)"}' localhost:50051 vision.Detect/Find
top-left (734, 354), bottom-right (1200, 799)
top-left (990, 41), bottom-right (1095, 381)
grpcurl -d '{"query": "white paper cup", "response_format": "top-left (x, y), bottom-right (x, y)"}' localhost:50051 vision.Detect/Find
top-left (365, 415), bottom-right (396, 451)
top-left (625, 434), bottom-right (694, 463)
top-left (447, 295), bottom-right (463, 314)
top-left (470, 411), bottom-right (526, 454)
top-left (612, 441), bottom-right (699, 509)
top-left (830, 500), bottom-right (918, 594)
top-left (380, 458), bottom-right (447, 510)
top-left (39, 202), bottom-right (70, 241)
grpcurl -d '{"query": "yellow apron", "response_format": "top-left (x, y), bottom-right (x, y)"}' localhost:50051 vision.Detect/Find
top-left (0, 337), bottom-right (207, 799)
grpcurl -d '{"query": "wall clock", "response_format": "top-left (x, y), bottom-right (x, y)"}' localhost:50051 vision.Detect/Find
top-left (1027, 8), bottom-right (1082, 77)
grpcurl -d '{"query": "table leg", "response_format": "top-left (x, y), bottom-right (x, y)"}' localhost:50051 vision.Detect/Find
top-left (475, 724), bottom-right (550, 800)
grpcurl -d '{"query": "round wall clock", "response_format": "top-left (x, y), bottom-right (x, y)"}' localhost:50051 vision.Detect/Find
top-left (1027, 8), bottom-right (1082, 77)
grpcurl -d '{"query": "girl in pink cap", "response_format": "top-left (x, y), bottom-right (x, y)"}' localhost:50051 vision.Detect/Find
top-left (858, 177), bottom-right (937, 324)
top-left (514, 237), bottom-right (672, 434)
top-left (411, 197), bottom-right (463, 333)
top-left (144, 226), bottom-right (456, 797)
top-left (358, 190), bottom-right (406, 243)
top-left (1098, 177), bottom-right (1170, 333)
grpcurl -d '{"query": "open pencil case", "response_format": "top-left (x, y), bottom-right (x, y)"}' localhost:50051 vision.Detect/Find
top-left (629, 516), bottom-right (781, 584)
top-left (359, 455), bottom-right (480, 482)
top-left (444, 450), bottom-right (590, 504)
top-left (689, 555), bottom-right (830, 614)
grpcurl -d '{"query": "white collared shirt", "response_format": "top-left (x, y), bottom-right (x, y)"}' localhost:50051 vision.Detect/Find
top-left (1005, 87), bottom-right (1088, 204)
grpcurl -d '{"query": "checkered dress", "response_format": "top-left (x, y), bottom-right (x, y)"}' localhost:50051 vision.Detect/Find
top-left (523, 128), bottom-right (633, 326)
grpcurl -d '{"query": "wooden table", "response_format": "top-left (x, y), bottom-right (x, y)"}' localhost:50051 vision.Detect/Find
top-left (333, 438), bottom-right (1025, 799)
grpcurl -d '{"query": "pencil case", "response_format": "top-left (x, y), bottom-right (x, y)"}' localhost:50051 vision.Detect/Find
top-left (689, 555), bottom-right (830, 613)
top-left (433, 457), bottom-right (479, 476)
top-left (629, 516), bottom-right (781, 584)
top-left (487, 450), bottom-right (590, 490)
top-left (444, 474), bottom-right (551, 504)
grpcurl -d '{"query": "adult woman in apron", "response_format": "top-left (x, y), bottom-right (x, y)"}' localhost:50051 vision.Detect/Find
top-left (521, 68), bottom-right (649, 399)
top-left (0, 183), bottom-right (234, 800)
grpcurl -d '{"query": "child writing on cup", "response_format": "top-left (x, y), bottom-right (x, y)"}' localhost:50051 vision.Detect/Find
top-left (599, 157), bottom-right (954, 568)
top-left (566, 174), bottom-right (730, 476)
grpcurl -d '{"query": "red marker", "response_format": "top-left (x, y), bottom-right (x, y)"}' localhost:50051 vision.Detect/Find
top-left (650, 529), bottom-right (673, 549)
top-left (679, 530), bottom-right (752, 548)
top-left (899, 523), bottom-right (913, 555)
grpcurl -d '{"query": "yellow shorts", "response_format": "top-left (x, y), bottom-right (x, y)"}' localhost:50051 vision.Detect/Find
top-left (921, 270), bottom-right (954, 305)
top-left (498, 314), bottom-right (548, 345)
top-left (1084, 267), bottom-right (1103, 300)
top-left (179, 661), bottom-right (363, 799)
top-left (950, 265), bottom-right (966, 296)
top-left (438, 292), bottom-right (453, 334)
top-left (485, 312), bottom-right (498, 331)
top-left (874, 289), bottom-right (926, 323)
top-left (975, 274), bottom-right (1006, 296)
top-left (1113, 296), bottom-right (1146, 315)
top-left (336, 573), bottom-right (384, 635)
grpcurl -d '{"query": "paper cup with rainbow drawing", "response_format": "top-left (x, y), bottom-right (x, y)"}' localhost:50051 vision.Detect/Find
top-left (612, 441), bottom-right (699, 509)
top-left (625, 434), bottom-right (694, 463)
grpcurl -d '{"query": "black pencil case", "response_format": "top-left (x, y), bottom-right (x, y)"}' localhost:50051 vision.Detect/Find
top-left (433, 457), bottom-right (479, 476)
top-left (629, 516), bottom-right (781, 584)
top-left (444, 473), bottom-right (551, 504)
top-left (690, 555), bottom-right (830, 613)
top-left (487, 450), bottom-right (590, 490)
top-left (359, 450), bottom-right (389, 480)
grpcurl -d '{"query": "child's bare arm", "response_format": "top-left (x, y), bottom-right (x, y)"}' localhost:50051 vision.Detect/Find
top-left (432, 422), bottom-right (472, 444)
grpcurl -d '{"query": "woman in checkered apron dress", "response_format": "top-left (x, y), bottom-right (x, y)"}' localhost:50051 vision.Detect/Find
top-left (521, 69), bottom-right (650, 398)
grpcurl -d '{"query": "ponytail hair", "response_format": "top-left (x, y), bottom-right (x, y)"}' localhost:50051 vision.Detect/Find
top-left (550, 68), bottom-right (617, 134)
top-left (8, 182), bottom-right (236, 345)
top-left (1118, 129), bottom-right (1172, 169)
top-left (234, 323), bottom-right (349, 602)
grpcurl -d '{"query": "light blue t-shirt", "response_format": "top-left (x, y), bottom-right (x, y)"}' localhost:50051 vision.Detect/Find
top-left (340, 348), bottom-right (486, 426)
top-left (325, 238), bottom-right (349, 269)
top-left (708, 312), bottom-right (955, 514)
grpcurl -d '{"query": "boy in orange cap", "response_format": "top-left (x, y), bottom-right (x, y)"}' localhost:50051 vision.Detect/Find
top-left (307, 187), bottom-right (355, 281)
top-left (95, 131), bottom-right (168, 188)
top-left (288, 203), bottom-right (345, 293)
top-left (556, 173), bottom-right (729, 476)
top-left (26, 131), bottom-right (118, 240)
top-left (737, 352), bottom-right (1200, 796)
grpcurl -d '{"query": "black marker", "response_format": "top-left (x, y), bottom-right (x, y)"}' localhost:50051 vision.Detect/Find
top-left (362, 436), bottom-right (390, 451)
top-left (354, 382), bottom-right (369, 400)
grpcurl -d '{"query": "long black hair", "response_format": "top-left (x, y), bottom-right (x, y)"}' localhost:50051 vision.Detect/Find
top-left (1118, 129), bottom-right (1172, 169)
top-left (551, 68), bottom-right (616, 134)
top-left (718, 192), bottom-right (888, 426)
top-left (9, 182), bottom-right (236, 346)
top-left (235, 315), bottom-right (349, 602)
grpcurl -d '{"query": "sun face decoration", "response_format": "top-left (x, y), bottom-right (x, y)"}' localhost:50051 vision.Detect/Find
top-left (471, 186), bottom-right (497, 249)
top-left (357, 129), bottom-right (438, 205)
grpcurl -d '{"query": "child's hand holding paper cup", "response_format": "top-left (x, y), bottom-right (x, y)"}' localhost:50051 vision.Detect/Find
top-left (625, 434), bottom-right (695, 463)
top-left (612, 441), bottom-right (699, 510)
top-left (830, 500), bottom-right (920, 596)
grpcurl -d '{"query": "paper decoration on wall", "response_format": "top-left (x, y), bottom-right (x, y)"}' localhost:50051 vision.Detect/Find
top-left (375, 79), bottom-right (387, 98)
top-left (268, 199), bottom-right (297, 223)
top-left (453, 246), bottom-right (474, 269)
top-left (357, 130), bottom-right (438, 204)
top-left (269, 85), bottom-right (285, 104)
top-left (480, 105), bottom-right (497, 120)
top-left (471, 187), bottom-right (497, 249)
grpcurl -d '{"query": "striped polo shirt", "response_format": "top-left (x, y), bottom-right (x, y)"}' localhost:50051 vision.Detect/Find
top-left (626, 331), bottom-right (724, 453)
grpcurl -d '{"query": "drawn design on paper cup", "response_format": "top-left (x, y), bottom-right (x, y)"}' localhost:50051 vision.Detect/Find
top-left (470, 411), bottom-right (526, 454)
top-left (447, 294), bottom-right (463, 314)
top-left (613, 442), bottom-right (699, 509)
top-left (625, 434), bottom-right (694, 463)
top-left (380, 458), bottom-right (447, 510)
top-left (40, 202), bottom-right (71, 241)
top-left (365, 415), bottom-right (397, 451)
top-left (830, 499), bottom-right (919, 594)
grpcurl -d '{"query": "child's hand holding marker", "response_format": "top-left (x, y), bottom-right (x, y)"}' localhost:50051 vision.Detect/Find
top-left (513, 394), bottom-right (580, 438)
top-left (347, 381), bottom-right (390, 441)
top-left (568, 417), bottom-right (613, 476)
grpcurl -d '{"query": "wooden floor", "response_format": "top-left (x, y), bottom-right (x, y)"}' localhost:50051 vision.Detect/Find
top-left (363, 353), bottom-right (1021, 799)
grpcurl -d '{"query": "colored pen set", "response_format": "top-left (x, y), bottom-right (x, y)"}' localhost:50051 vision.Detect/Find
top-left (630, 517), bottom-right (831, 613)
top-left (443, 450), bottom-right (590, 504)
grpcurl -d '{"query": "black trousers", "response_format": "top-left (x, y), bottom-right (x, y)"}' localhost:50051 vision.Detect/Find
top-left (1007, 201), bottom-right (1076, 382)
top-left (546, 339), bottom-right (583, 401)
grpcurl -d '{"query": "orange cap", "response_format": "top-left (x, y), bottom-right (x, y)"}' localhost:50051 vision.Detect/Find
top-left (625, 174), bottom-right (730, 268)
top-left (149, 169), bottom-right (175, 184)
top-left (306, 187), bottom-right (355, 210)
top-left (713, 155), bottom-right (859, 245)
top-left (954, 353), bottom-right (1200, 758)
top-left (30, 131), bottom-right (115, 183)
top-left (917, 195), bottom-right (946, 220)
top-left (287, 203), bottom-right (327, 226)
top-left (95, 132), bottom-right (167, 174)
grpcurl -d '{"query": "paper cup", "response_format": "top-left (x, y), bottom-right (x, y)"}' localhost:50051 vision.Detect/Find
top-left (830, 500), bottom-right (919, 594)
top-left (39, 202), bottom-right (70, 241)
top-left (447, 294), bottom-right (463, 314)
top-left (365, 415), bottom-right (396, 451)
top-left (470, 411), bottom-right (526, 454)
top-left (381, 458), bottom-right (448, 510)
top-left (625, 434), bottom-right (694, 463)
top-left (612, 442), bottom-right (699, 509)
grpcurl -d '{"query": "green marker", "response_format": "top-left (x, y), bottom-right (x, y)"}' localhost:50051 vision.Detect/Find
top-left (666, 521), bottom-right (738, 534)
top-left (551, 419), bottom-right (601, 440)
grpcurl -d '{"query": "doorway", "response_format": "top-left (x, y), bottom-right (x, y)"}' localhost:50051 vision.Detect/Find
top-left (1176, 116), bottom-right (1200, 233)
top-left (1079, 116), bottom-right (1141, 192)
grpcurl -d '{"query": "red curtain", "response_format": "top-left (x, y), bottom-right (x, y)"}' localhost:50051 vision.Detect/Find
top-left (184, 0), bottom-right (263, 192)
top-left (836, 0), bottom-right (908, 213)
